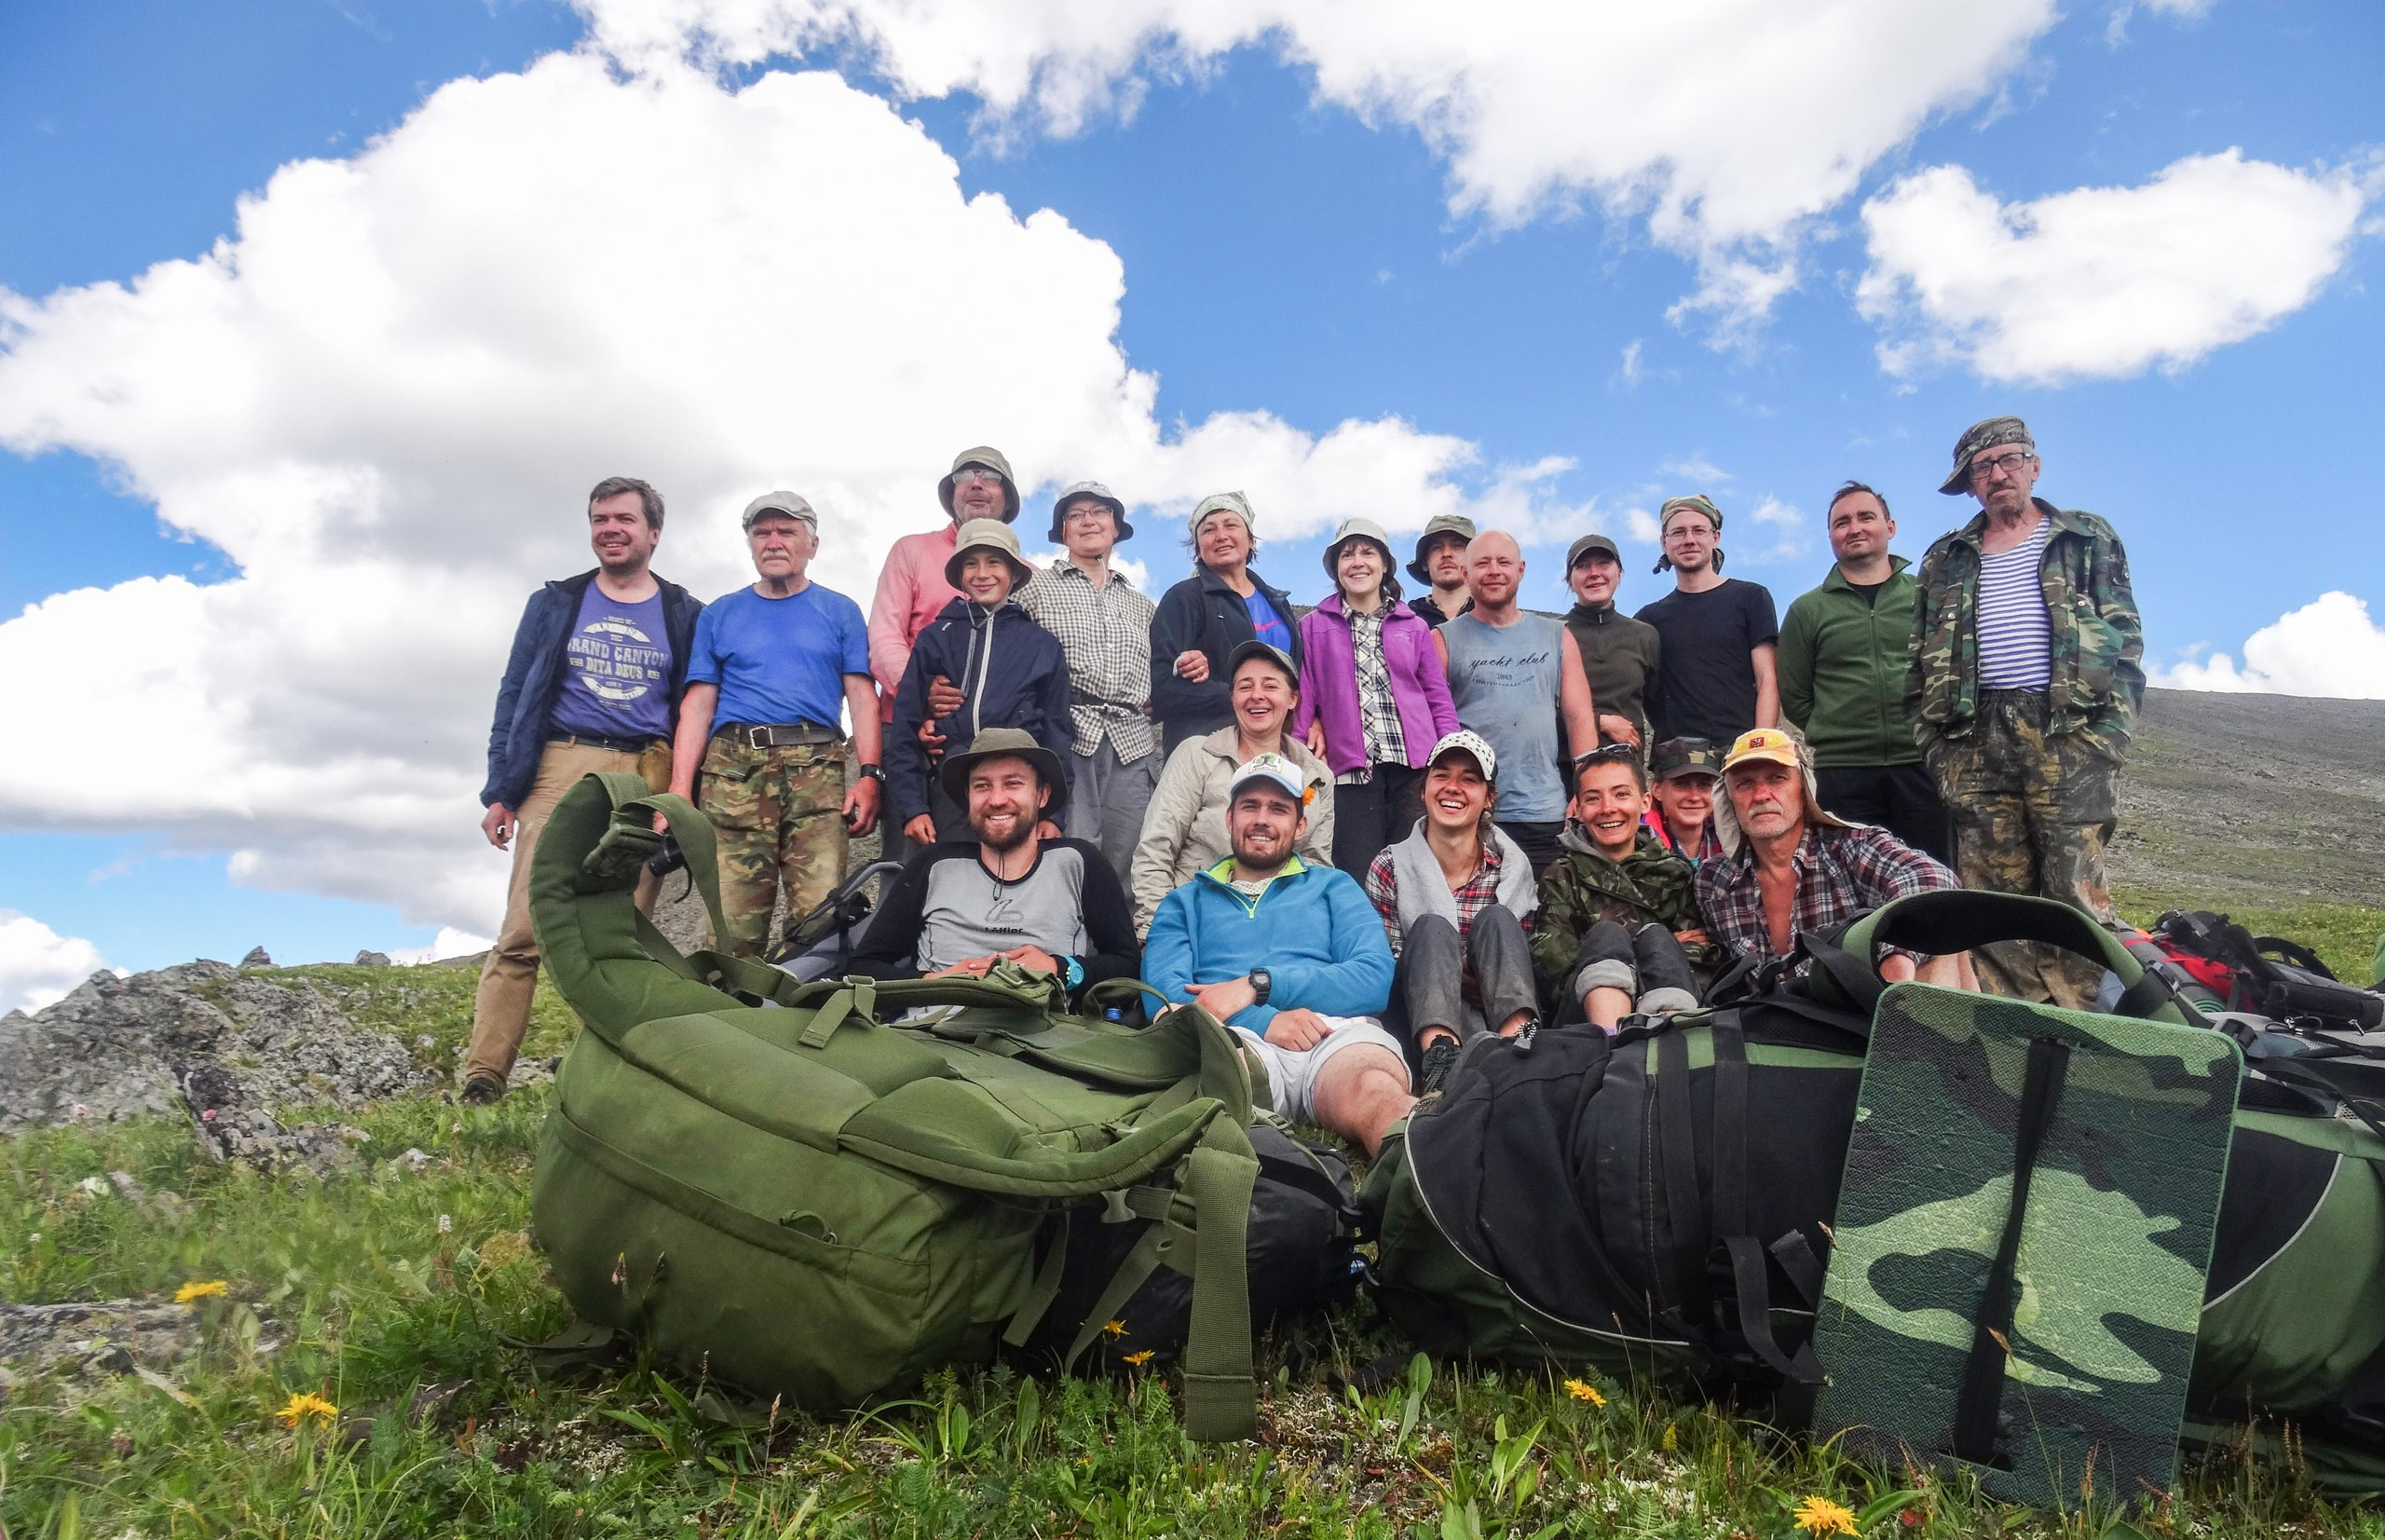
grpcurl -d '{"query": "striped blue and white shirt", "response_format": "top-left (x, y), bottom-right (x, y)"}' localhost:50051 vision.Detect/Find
top-left (1976, 519), bottom-right (2053, 689)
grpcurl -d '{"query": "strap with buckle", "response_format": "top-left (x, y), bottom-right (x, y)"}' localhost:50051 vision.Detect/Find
top-left (722, 723), bottom-right (844, 750)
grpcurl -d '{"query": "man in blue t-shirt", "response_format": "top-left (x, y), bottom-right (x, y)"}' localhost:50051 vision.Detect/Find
top-left (468, 475), bottom-right (703, 1104)
top-left (669, 492), bottom-right (884, 958)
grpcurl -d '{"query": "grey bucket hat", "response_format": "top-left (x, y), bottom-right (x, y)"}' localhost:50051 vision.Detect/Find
top-left (1321, 516), bottom-right (1398, 589)
top-left (938, 446), bottom-right (1021, 521)
top-left (741, 490), bottom-right (818, 531)
top-left (944, 518), bottom-right (1035, 591)
top-left (1047, 480), bottom-right (1131, 543)
top-left (1406, 512), bottom-right (1478, 585)
top-left (936, 726), bottom-right (1068, 816)
top-left (1939, 416), bottom-right (2036, 495)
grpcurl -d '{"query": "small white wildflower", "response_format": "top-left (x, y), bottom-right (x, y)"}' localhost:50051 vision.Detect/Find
top-left (437, 1214), bottom-right (454, 1234)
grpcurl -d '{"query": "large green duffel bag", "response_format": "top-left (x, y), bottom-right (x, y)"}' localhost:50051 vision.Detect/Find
top-left (523, 772), bottom-right (1355, 1440)
top-left (1363, 890), bottom-right (2385, 1494)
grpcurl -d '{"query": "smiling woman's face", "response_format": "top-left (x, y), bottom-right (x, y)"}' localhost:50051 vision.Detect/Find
top-left (1197, 511), bottom-right (1251, 569)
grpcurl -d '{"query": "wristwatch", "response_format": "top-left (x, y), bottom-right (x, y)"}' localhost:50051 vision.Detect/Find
top-left (1248, 968), bottom-right (1272, 1005)
top-left (855, 763), bottom-right (886, 784)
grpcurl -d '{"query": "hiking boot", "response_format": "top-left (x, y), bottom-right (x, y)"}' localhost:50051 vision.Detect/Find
top-left (459, 1072), bottom-right (507, 1106)
top-left (1418, 1040), bottom-right (1461, 1097)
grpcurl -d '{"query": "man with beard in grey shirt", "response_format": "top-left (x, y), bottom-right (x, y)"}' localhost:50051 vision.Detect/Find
top-left (851, 727), bottom-right (1140, 1008)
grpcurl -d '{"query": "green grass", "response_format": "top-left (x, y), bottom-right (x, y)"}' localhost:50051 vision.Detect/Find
top-left (5, 909), bottom-right (2384, 1538)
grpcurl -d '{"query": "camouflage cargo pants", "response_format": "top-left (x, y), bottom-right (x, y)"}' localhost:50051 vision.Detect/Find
top-left (1927, 688), bottom-right (2119, 1010)
top-left (699, 734), bottom-right (850, 959)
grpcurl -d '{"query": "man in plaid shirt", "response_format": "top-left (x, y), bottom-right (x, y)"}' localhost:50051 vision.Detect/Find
top-left (1696, 728), bottom-right (1971, 985)
top-left (1019, 481), bottom-right (1158, 885)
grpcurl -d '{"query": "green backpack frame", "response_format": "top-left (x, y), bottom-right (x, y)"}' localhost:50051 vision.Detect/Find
top-left (525, 771), bottom-right (1271, 1439)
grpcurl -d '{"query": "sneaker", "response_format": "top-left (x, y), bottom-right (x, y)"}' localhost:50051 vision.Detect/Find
top-left (458, 1072), bottom-right (506, 1106)
top-left (1418, 1040), bottom-right (1461, 1097)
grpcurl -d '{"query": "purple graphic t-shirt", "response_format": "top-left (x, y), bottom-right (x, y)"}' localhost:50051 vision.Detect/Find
top-left (546, 583), bottom-right (674, 740)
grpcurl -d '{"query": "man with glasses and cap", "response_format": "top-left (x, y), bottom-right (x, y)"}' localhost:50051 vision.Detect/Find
top-left (1634, 495), bottom-right (1779, 744)
top-left (1560, 530), bottom-right (1661, 751)
top-left (1907, 416), bottom-right (2143, 1008)
top-left (1019, 481), bottom-right (1159, 886)
top-left (464, 475), bottom-right (704, 1103)
top-left (669, 491), bottom-right (882, 960)
top-left (1695, 728), bottom-right (1967, 986)
top-left (1405, 513), bottom-right (1476, 629)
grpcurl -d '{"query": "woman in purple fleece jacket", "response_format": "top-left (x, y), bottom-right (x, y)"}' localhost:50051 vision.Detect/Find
top-left (1294, 517), bottom-right (1461, 878)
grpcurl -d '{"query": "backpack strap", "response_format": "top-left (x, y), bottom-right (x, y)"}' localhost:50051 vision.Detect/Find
top-left (1840, 891), bottom-right (2202, 1029)
top-left (1951, 1034), bottom-right (2072, 1466)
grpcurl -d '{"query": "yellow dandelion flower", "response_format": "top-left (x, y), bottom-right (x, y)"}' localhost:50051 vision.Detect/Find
top-left (276, 1392), bottom-right (339, 1428)
top-left (1121, 1349), bottom-right (1155, 1367)
top-left (1561, 1378), bottom-right (1605, 1407)
top-left (173, 1280), bottom-right (229, 1304)
top-left (1101, 1319), bottom-right (1128, 1338)
top-left (1792, 1495), bottom-right (1859, 1536)
top-left (1659, 1422), bottom-right (1677, 1451)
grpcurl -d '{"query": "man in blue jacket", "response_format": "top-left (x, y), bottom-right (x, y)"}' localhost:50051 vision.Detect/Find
top-left (1144, 754), bottom-right (1411, 1153)
top-left (467, 475), bottom-right (703, 1102)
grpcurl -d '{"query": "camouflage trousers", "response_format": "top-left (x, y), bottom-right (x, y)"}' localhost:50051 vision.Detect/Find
top-left (699, 733), bottom-right (849, 959)
top-left (1926, 688), bottom-right (2119, 1010)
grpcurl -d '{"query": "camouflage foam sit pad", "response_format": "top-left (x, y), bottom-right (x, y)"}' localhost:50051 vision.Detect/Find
top-left (1810, 983), bottom-right (2242, 1508)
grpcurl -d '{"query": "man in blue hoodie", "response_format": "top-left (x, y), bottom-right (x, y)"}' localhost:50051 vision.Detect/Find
top-left (889, 519), bottom-right (1075, 845)
top-left (467, 475), bottom-right (702, 1103)
top-left (1144, 754), bottom-right (1411, 1152)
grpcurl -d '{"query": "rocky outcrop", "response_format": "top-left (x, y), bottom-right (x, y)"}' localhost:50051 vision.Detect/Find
top-left (0, 961), bottom-right (435, 1135)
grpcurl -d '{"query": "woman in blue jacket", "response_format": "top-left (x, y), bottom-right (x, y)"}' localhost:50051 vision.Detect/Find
top-left (1149, 492), bottom-right (1303, 756)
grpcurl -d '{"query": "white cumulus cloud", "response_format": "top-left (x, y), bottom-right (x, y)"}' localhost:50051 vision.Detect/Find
top-left (2155, 592), bottom-right (2385, 699)
top-left (1858, 149), bottom-right (2368, 385)
top-left (0, 911), bottom-right (110, 1015)
top-left (577, 0), bottom-right (2065, 331)
top-left (0, 49), bottom-right (1586, 936)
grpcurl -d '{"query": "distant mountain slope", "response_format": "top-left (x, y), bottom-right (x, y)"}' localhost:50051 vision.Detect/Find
top-left (2113, 688), bottom-right (2385, 907)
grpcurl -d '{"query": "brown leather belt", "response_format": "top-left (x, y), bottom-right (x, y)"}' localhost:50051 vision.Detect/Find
top-left (718, 722), bottom-right (844, 749)
top-left (549, 731), bottom-right (663, 755)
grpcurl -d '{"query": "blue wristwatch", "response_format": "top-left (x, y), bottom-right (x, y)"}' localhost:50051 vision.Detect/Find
top-left (1063, 955), bottom-right (1084, 990)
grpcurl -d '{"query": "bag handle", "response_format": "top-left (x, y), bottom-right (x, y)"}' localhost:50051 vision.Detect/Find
top-left (1836, 891), bottom-right (2202, 1028)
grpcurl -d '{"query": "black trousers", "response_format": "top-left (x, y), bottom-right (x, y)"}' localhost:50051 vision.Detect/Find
top-left (1331, 764), bottom-right (1424, 879)
top-left (1494, 819), bottom-right (1565, 881)
top-left (1397, 909), bottom-right (1539, 1047)
top-left (1815, 764), bottom-right (1953, 866)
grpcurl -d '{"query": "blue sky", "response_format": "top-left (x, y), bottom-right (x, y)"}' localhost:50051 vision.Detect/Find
top-left (1, 0), bottom-right (2379, 997)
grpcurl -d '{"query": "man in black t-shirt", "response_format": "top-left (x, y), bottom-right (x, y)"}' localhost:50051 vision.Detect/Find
top-left (1633, 495), bottom-right (1779, 744)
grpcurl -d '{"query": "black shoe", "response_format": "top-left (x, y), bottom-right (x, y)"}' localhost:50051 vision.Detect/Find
top-left (459, 1072), bottom-right (506, 1106)
top-left (1418, 1040), bottom-right (1461, 1097)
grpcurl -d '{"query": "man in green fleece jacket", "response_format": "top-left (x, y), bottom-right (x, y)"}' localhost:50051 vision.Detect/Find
top-left (1777, 481), bottom-right (1951, 863)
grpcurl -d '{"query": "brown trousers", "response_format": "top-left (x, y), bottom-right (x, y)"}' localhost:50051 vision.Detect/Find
top-left (464, 739), bottom-right (669, 1085)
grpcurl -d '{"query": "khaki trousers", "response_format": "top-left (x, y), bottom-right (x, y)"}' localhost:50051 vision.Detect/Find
top-left (464, 739), bottom-right (670, 1084)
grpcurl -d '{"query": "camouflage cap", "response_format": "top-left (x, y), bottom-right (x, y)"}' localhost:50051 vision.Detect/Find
top-left (1047, 480), bottom-right (1132, 543)
top-left (1939, 416), bottom-right (2035, 495)
top-left (938, 445), bottom-right (1021, 520)
top-left (1190, 490), bottom-right (1255, 538)
top-left (1647, 736), bottom-right (1723, 782)
top-left (1406, 512), bottom-right (1478, 584)
top-left (944, 517), bottom-right (1034, 591)
top-left (741, 490), bottom-right (817, 531)
top-left (1654, 495), bottom-right (1725, 575)
top-left (937, 726), bottom-right (1068, 816)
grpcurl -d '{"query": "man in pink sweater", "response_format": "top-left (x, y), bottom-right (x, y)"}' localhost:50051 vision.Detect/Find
top-left (868, 445), bottom-right (1021, 726)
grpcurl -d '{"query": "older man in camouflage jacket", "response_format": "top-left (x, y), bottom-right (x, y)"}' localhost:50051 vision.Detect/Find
top-left (1905, 416), bottom-right (2144, 1008)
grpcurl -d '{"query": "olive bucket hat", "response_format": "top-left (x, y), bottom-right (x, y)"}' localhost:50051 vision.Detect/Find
top-left (937, 446), bottom-right (1021, 521)
top-left (1047, 480), bottom-right (1131, 544)
top-left (1406, 512), bottom-right (1478, 585)
top-left (944, 518), bottom-right (1036, 591)
top-left (936, 726), bottom-right (1069, 815)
